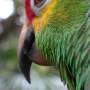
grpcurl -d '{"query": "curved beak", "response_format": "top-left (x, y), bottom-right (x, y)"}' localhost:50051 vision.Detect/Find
top-left (18, 23), bottom-right (50, 84)
top-left (18, 25), bottom-right (35, 83)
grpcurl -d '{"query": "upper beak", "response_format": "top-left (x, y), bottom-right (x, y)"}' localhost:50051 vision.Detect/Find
top-left (18, 23), bottom-right (51, 84)
top-left (18, 25), bottom-right (35, 83)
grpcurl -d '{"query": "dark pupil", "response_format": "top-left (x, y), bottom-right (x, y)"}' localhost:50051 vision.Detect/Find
top-left (34, 0), bottom-right (45, 7)
top-left (35, 0), bottom-right (42, 5)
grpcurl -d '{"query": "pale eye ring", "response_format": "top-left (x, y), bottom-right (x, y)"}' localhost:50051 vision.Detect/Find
top-left (34, 0), bottom-right (46, 7)
top-left (31, 0), bottom-right (51, 16)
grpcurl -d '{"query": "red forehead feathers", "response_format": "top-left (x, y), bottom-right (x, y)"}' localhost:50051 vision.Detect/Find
top-left (25, 0), bottom-right (36, 24)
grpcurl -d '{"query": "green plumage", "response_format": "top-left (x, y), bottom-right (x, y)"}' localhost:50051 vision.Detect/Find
top-left (35, 0), bottom-right (90, 90)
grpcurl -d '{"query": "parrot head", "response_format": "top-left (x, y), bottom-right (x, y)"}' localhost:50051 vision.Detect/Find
top-left (18, 0), bottom-right (88, 84)
top-left (18, 0), bottom-right (58, 83)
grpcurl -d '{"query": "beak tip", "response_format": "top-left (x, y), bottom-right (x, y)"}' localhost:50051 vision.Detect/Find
top-left (19, 57), bottom-right (32, 84)
top-left (25, 76), bottom-right (31, 84)
top-left (28, 79), bottom-right (31, 84)
top-left (23, 73), bottom-right (31, 84)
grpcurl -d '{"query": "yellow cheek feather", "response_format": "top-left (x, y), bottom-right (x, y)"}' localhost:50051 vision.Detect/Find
top-left (32, 0), bottom-right (57, 32)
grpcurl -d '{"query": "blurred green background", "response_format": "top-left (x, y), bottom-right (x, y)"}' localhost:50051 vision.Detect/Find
top-left (0, 0), bottom-right (67, 90)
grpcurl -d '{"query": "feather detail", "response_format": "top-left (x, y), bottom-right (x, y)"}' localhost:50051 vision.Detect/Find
top-left (35, 0), bottom-right (90, 89)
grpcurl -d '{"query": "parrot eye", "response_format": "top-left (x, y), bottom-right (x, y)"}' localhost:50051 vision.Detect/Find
top-left (31, 0), bottom-right (51, 16)
top-left (34, 0), bottom-right (46, 7)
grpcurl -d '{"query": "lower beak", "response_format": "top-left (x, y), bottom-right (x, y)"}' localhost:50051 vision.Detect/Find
top-left (19, 26), bottom-right (35, 83)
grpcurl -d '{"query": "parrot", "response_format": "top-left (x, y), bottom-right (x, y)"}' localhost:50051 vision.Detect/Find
top-left (18, 0), bottom-right (90, 90)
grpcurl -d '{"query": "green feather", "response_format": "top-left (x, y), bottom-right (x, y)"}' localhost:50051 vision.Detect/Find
top-left (35, 0), bottom-right (90, 90)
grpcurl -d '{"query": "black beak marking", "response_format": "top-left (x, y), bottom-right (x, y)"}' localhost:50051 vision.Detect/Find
top-left (19, 26), bottom-right (35, 83)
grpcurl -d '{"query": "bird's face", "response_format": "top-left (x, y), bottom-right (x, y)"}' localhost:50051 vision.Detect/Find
top-left (26, 0), bottom-right (57, 31)
top-left (18, 0), bottom-right (58, 83)
top-left (18, 0), bottom-right (88, 85)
